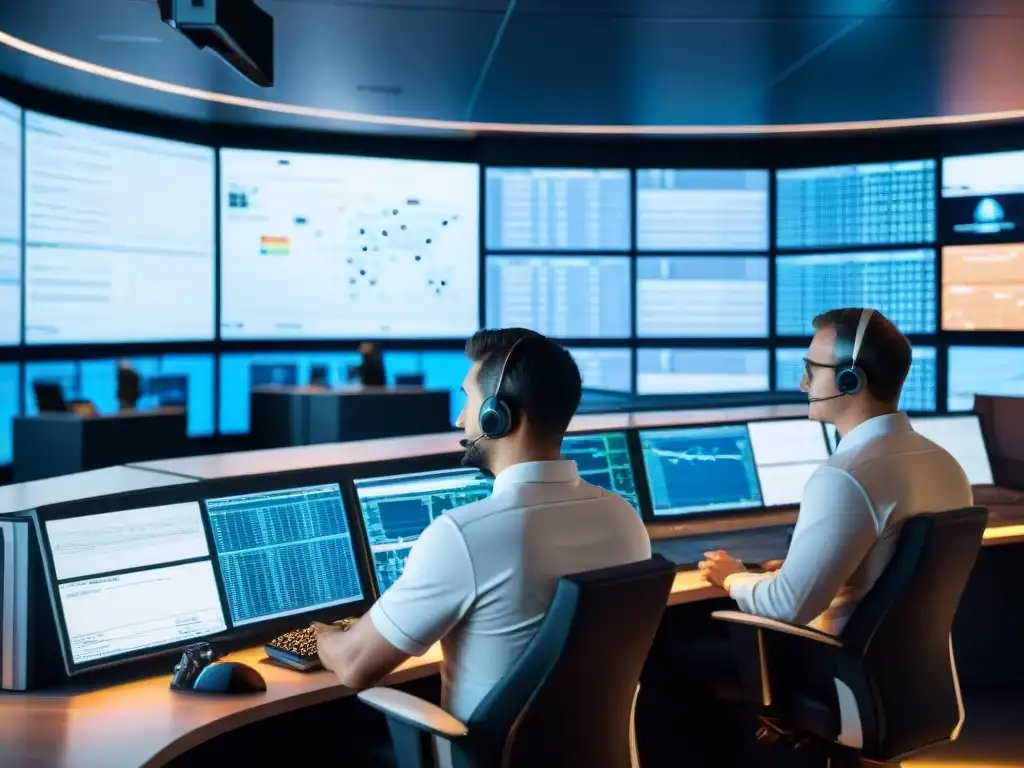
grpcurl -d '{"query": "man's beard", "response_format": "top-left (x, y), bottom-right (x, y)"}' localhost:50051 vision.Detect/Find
top-left (460, 438), bottom-right (493, 476)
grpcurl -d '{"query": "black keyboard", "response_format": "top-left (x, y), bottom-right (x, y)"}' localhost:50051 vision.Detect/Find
top-left (652, 525), bottom-right (793, 570)
top-left (265, 617), bottom-right (357, 671)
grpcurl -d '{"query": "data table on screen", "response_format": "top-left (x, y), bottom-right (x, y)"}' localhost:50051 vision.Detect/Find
top-left (206, 484), bottom-right (364, 626)
top-left (354, 470), bottom-right (493, 593)
top-left (775, 250), bottom-right (936, 335)
top-left (220, 149), bottom-right (479, 340)
top-left (774, 346), bottom-right (937, 412)
top-left (486, 255), bottom-right (631, 339)
top-left (776, 160), bottom-right (936, 250)
top-left (636, 169), bottom-right (768, 252)
top-left (45, 502), bottom-right (227, 665)
top-left (485, 168), bottom-right (631, 252)
top-left (942, 244), bottom-right (1024, 330)
top-left (566, 348), bottom-right (632, 392)
top-left (0, 364), bottom-right (19, 466)
top-left (0, 98), bottom-right (21, 346)
top-left (635, 256), bottom-right (768, 338)
top-left (637, 348), bottom-right (769, 395)
top-left (948, 346), bottom-right (1024, 412)
top-left (561, 432), bottom-right (640, 513)
top-left (24, 112), bottom-right (215, 344)
top-left (639, 425), bottom-right (763, 517)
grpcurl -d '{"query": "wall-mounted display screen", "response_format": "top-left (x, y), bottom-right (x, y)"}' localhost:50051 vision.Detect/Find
top-left (0, 363), bottom-right (18, 466)
top-left (942, 243), bottom-right (1024, 330)
top-left (635, 256), bottom-right (768, 338)
top-left (774, 346), bottom-right (937, 412)
top-left (220, 149), bottom-right (479, 340)
top-left (948, 346), bottom-right (1024, 411)
top-left (485, 255), bottom-right (631, 339)
top-left (636, 348), bottom-right (769, 395)
top-left (485, 168), bottom-right (630, 252)
top-left (24, 355), bottom-right (215, 437)
top-left (776, 160), bottom-right (936, 250)
top-left (942, 150), bottom-right (1024, 245)
top-left (636, 169), bottom-right (768, 252)
top-left (24, 112), bottom-right (215, 344)
top-left (567, 347), bottom-right (632, 392)
top-left (639, 424), bottom-right (763, 517)
top-left (0, 97), bottom-right (21, 346)
top-left (775, 249), bottom-right (936, 336)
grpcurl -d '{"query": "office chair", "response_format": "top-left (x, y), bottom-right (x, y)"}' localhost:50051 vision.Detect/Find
top-left (712, 506), bottom-right (988, 767)
top-left (357, 555), bottom-right (676, 768)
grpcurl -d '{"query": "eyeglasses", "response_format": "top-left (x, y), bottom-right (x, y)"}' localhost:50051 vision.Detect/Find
top-left (802, 357), bottom-right (841, 379)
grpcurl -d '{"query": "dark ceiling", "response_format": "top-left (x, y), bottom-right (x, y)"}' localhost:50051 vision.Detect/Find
top-left (1, 0), bottom-right (1023, 135)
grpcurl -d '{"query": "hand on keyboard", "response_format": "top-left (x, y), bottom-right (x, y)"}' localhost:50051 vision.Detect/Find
top-left (265, 618), bottom-right (357, 672)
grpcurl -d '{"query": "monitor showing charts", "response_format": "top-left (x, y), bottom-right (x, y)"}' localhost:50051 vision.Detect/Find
top-left (561, 431), bottom-right (641, 513)
top-left (635, 256), bottom-right (768, 338)
top-left (24, 112), bottom-right (215, 344)
top-left (774, 346), bottom-right (937, 412)
top-left (942, 150), bottom-right (1024, 245)
top-left (910, 415), bottom-right (994, 485)
top-left (776, 160), bottom-right (936, 250)
top-left (0, 97), bottom-right (21, 346)
top-left (43, 502), bottom-right (228, 669)
top-left (485, 168), bottom-right (630, 251)
top-left (567, 347), bottom-right (632, 392)
top-left (747, 419), bottom-right (829, 507)
top-left (354, 468), bottom-right (494, 594)
top-left (775, 249), bottom-right (937, 335)
top-left (636, 348), bottom-right (769, 395)
top-left (485, 255), bottom-right (631, 338)
top-left (205, 484), bottom-right (366, 626)
top-left (636, 169), bottom-right (769, 252)
top-left (639, 424), bottom-right (763, 517)
top-left (220, 149), bottom-right (479, 340)
top-left (947, 346), bottom-right (1024, 412)
top-left (942, 243), bottom-right (1024, 330)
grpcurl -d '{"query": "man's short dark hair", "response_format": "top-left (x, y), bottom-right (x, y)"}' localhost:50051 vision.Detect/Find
top-left (465, 328), bottom-right (582, 444)
top-left (812, 308), bottom-right (911, 405)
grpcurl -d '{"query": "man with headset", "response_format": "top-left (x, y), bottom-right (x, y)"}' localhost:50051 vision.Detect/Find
top-left (700, 307), bottom-right (973, 633)
top-left (314, 328), bottom-right (650, 757)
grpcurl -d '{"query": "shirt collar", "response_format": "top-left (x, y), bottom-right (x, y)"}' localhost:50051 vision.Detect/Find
top-left (833, 412), bottom-right (912, 456)
top-left (492, 460), bottom-right (580, 496)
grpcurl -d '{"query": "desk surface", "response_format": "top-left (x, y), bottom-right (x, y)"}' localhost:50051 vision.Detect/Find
top-left (252, 385), bottom-right (447, 396)
top-left (0, 466), bottom-right (195, 515)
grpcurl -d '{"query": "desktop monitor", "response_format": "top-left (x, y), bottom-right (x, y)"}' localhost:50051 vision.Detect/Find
top-left (33, 381), bottom-right (68, 413)
top-left (250, 362), bottom-right (300, 387)
top-left (561, 431), bottom-right (641, 513)
top-left (353, 468), bottom-right (494, 594)
top-left (910, 415), bottom-right (995, 485)
top-left (204, 483), bottom-right (367, 627)
top-left (40, 501), bottom-right (229, 672)
top-left (747, 419), bottom-right (830, 507)
top-left (142, 375), bottom-right (188, 408)
top-left (638, 424), bottom-right (763, 518)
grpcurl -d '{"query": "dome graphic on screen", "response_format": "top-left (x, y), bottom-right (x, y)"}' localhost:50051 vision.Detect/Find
top-left (974, 197), bottom-right (1004, 224)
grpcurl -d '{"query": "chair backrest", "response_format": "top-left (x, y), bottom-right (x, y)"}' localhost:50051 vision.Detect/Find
top-left (839, 506), bottom-right (988, 761)
top-left (452, 555), bottom-right (675, 768)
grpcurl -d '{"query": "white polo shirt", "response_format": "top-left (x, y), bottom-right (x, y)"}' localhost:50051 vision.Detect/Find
top-left (725, 412), bottom-right (974, 635)
top-left (368, 459), bottom-right (652, 723)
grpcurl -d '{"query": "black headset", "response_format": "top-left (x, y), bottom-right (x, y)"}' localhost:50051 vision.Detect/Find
top-left (834, 308), bottom-right (874, 396)
top-left (478, 334), bottom-right (536, 439)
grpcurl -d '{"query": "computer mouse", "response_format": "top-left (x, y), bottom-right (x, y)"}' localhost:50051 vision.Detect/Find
top-left (192, 661), bottom-right (267, 694)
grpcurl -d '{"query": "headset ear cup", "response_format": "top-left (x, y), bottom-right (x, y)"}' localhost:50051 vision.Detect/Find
top-left (479, 396), bottom-right (512, 439)
top-left (836, 367), bottom-right (862, 395)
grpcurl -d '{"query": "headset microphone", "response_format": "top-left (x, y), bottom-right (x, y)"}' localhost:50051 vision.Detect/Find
top-left (459, 434), bottom-right (486, 449)
top-left (807, 392), bottom-right (848, 403)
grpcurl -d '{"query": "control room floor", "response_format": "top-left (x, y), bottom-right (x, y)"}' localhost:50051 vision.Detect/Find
top-left (903, 690), bottom-right (1024, 767)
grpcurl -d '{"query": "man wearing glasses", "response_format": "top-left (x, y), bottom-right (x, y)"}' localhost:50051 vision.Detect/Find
top-left (700, 307), bottom-right (973, 635)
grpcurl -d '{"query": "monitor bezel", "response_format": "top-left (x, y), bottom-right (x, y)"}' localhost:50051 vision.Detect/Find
top-left (635, 419), bottom-right (767, 523)
top-left (34, 464), bottom-right (377, 676)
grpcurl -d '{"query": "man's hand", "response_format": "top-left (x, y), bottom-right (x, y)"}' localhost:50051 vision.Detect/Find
top-left (699, 550), bottom-right (746, 588)
top-left (761, 559), bottom-right (784, 572)
top-left (312, 621), bottom-right (344, 672)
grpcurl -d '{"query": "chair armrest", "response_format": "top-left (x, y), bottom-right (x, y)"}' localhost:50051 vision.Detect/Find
top-left (357, 687), bottom-right (469, 740)
top-left (711, 610), bottom-right (842, 648)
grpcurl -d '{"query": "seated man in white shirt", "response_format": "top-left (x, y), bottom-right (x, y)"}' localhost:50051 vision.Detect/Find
top-left (313, 328), bottom-right (651, 759)
top-left (701, 307), bottom-right (974, 633)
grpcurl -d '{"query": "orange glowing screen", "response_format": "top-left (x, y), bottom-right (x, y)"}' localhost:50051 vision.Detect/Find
top-left (942, 243), bottom-right (1024, 330)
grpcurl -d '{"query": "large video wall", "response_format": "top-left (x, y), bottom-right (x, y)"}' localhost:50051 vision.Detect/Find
top-left (1, 92), bottom-right (1023, 467)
